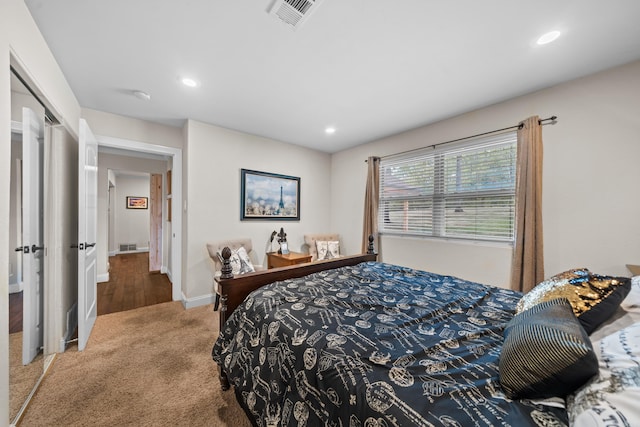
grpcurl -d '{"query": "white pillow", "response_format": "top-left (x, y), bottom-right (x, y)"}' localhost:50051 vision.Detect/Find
top-left (567, 321), bottom-right (640, 426)
top-left (590, 275), bottom-right (640, 341)
top-left (626, 276), bottom-right (640, 308)
top-left (217, 246), bottom-right (255, 275)
top-left (316, 240), bottom-right (340, 260)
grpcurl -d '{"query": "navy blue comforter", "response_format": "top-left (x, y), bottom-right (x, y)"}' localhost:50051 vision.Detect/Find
top-left (212, 262), bottom-right (568, 426)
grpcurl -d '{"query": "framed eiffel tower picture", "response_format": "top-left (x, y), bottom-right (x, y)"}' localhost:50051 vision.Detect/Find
top-left (240, 169), bottom-right (300, 221)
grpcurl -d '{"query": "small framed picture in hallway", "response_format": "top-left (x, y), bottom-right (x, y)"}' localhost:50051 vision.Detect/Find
top-left (126, 196), bottom-right (148, 209)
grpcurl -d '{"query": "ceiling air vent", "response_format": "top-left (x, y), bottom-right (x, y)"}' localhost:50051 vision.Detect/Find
top-left (267, 0), bottom-right (324, 29)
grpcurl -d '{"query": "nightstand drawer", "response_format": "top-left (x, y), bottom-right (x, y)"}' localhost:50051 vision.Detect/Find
top-left (267, 252), bottom-right (312, 269)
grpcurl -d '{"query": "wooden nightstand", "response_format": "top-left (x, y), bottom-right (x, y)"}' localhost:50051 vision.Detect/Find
top-left (627, 264), bottom-right (640, 276)
top-left (267, 251), bottom-right (312, 269)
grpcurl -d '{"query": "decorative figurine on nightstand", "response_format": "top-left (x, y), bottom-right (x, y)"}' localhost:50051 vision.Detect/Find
top-left (269, 230), bottom-right (278, 253)
top-left (277, 227), bottom-right (289, 254)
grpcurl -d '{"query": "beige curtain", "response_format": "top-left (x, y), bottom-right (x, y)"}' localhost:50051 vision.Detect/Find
top-left (362, 156), bottom-right (380, 254)
top-left (511, 116), bottom-right (544, 292)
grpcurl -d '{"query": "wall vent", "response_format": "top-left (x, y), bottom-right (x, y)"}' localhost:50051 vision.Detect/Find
top-left (267, 0), bottom-right (324, 29)
top-left (119, 243), bottom-right (137, 252)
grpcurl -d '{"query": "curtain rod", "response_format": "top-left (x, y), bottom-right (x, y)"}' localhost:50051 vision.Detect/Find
top-left (365, 115), bottom-right (558, 162)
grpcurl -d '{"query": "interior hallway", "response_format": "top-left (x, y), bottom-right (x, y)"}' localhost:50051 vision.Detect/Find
top-left (98, 252), bottom-right (172, 316)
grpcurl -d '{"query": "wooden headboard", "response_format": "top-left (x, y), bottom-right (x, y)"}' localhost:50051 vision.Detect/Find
top-left (216, 235), bottom-right (377, 324)
top-left (216, 252), bottom-right (376, 322)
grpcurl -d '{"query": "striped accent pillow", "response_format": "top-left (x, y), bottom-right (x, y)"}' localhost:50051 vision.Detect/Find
top-left (499, 298), bottom-right (599, 399)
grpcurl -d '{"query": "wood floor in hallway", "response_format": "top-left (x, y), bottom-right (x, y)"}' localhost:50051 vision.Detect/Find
top-left (98, 252), bottom-right (172, 316)
top-left (9, 291), bottom-right (22, 333)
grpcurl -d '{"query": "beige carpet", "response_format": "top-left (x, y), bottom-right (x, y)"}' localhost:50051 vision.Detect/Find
top-left (20, 302), bottom-right (252, 426)
top-left (10, 332), bottom-right (44, 421)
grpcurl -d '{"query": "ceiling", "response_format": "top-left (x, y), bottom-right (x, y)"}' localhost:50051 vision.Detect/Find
top-left (25, 0), bottom-right (640, 153)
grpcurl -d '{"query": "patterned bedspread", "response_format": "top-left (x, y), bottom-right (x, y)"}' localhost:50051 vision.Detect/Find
top-left (212, 262), bottom-right (568, 427)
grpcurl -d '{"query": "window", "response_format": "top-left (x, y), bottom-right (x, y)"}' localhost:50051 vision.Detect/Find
top-left (378, 131), bottom-right (517, 243)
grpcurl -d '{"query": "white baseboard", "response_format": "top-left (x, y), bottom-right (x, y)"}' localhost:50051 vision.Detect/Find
top-left (161, 265), bottom-right (167, 274)
top-left (97, 273), bottom-right (109, 283)
top-left (166, 268), bottom-right (173, 282)
top-left (9, 282), bottom-right (23, 293)
top-left (181, 292), bottom-right (215, 309)
top-left (117, 247), bottom-right (149, 254)
top-left (109, 250), bottom-right (117, 256)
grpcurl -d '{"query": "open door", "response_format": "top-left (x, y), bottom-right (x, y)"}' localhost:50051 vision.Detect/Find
top-left (20, 107), bottom-right (45, 365)
top-left (149, 174), bottom-right (162, 271)
top-left (77, 119), bottom-right (98, 351)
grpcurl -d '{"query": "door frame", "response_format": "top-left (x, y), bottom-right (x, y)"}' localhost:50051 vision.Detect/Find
top-left (96, 135), bottom-right (182, 301)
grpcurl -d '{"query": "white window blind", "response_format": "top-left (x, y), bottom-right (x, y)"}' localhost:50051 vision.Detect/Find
top-left (378, 131), bottom-right (517, 243)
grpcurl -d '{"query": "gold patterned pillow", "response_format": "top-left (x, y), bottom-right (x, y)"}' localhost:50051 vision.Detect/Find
top-left (516, 268), bottom-right (631, 334)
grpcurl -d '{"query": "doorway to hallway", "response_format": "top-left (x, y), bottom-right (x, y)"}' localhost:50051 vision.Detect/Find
top-left (97, 252), bottom-right (171, 316)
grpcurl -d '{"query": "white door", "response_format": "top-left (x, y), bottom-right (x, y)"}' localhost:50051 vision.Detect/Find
top-left (149, 174), bottom-right (162, 271)
top-left (21, 107), bottom-right (44, 365)
top-left (77, 119), bottom-right (98, 351)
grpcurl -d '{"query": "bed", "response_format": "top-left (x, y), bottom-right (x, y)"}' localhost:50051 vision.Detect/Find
top-left (212, 245), bottom-right (639, 427)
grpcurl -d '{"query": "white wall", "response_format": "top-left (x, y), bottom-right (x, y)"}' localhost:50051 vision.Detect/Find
top-left (83, 108), bottom-right (183, 149)
top-left (183, 120), bottom-right (332, 303)
top-left (10, 92), bottom-right (44, 121)
top-left (332, 59), bottom-right (640, 288)
top-left (113, 174), bottom-right (151, 251)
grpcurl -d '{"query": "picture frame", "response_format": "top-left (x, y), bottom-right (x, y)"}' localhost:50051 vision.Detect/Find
top-left (279, 241), bottom-right (290, 255)
top-left (126, 196), bottom-right (148, 209)
top-left (241, 169), bottom-right (300, 221)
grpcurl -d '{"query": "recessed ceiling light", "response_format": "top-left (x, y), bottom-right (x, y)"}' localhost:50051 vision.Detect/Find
top-left (133, 90), bottom-right (151, 101)
top-left (325, 126), bottom-right (336, 135)
top-left (537, 30), bottom-right (561, 45)
top-left (181, 77), bottom-right (199, 88)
